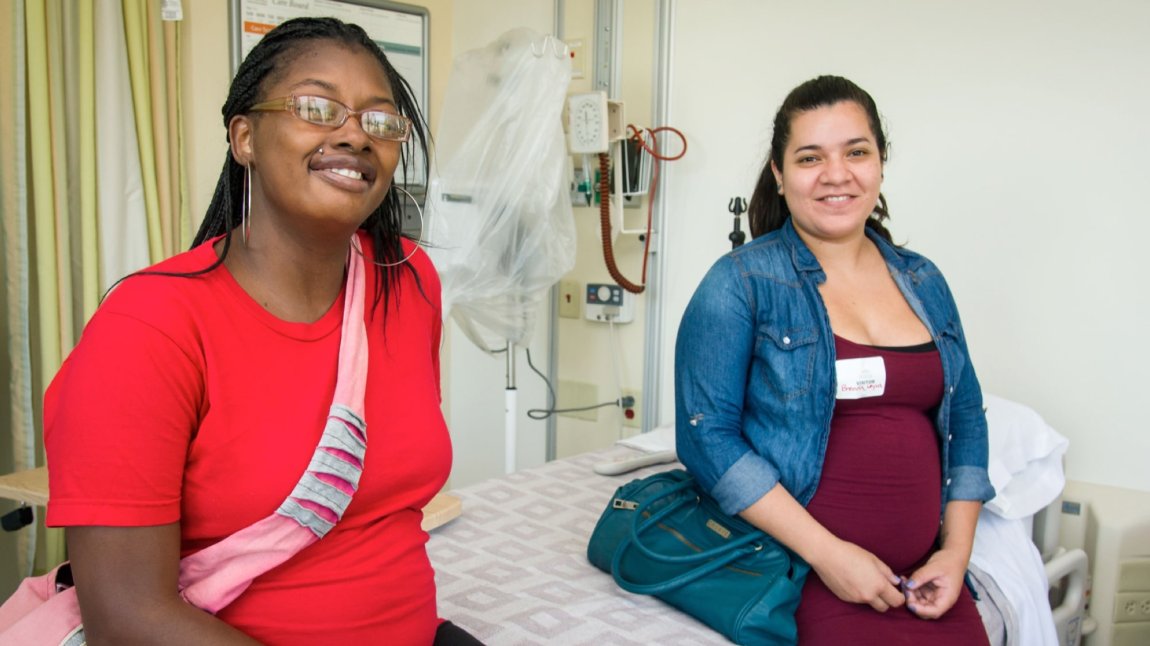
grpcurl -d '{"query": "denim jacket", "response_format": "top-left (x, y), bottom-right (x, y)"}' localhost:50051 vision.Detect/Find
top-left (675, 220), bottom-right (995, 516)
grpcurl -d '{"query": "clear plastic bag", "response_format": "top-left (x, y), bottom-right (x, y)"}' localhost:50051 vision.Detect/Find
top-left (426, 28), bottom-right (575, 352)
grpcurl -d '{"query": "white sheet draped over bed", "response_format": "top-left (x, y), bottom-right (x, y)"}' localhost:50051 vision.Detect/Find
top-left (971, 393), bottom-right (1070, 646)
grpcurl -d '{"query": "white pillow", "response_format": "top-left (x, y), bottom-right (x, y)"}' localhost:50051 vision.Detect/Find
top-left (982, 393), bottom-right (1069, 519)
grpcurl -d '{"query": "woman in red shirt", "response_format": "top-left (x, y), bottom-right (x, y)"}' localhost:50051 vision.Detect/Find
top-left (45, 17), bottom-right (479, 645)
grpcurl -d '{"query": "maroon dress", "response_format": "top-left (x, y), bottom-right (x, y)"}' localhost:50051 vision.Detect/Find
top-left (794, 336), bottom-right (989, 645)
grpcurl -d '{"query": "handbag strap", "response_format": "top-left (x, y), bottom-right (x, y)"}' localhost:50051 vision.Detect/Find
top-left (611, 533), bottom-right (762, 595)
top-left (611, 474), bottom-right (769, 595)
top-left (178, 237), bottom-right (370, 613)
top-left (628, 476), bottom-right (767, 564)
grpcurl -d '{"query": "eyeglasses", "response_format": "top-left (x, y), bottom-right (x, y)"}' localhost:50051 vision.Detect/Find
top-left (248, 94), bottom-right (413, 142)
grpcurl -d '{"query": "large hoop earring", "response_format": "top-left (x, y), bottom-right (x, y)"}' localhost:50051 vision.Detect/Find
top-left (352, 184), bottom-right (424, 268)
top-left (242, 165), bottom-right (252, 245)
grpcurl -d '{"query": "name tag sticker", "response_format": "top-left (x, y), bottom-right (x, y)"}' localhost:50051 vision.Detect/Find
top-left (835, 356), bottom-right (887, 399)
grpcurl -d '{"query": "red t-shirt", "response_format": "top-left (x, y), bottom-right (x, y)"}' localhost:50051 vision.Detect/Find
top-left (44, 233), bottom-right (451, 644)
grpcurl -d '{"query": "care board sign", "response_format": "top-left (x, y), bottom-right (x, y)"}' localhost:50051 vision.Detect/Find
top-left (229, 0), bottom-right (429, 187)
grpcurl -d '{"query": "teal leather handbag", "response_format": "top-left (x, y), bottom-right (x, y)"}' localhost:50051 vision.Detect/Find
top-left (587, 469), bottom-right (809, 645)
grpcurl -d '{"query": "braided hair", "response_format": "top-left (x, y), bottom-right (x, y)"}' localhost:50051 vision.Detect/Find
top-left (189, 16), bottom-right (430, 310)
top-left (748, 75), bottom-right (892, 242)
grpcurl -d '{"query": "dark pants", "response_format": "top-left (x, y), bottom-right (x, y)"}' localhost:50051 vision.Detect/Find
top-left (433, 620), bottom-right (484, 645)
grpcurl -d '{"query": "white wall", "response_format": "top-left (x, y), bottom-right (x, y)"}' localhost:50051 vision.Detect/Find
top-left (657, 0), bottom-right (1150, 492)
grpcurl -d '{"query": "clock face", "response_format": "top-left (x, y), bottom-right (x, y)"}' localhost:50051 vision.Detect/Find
top-left (568, 93), bottom-right (608, 153)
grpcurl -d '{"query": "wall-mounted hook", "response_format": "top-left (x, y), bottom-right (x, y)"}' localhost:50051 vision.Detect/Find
top-left (728, 197), bottom-right (748, 249)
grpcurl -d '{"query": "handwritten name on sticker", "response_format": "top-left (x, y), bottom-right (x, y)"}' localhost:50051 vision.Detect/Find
top-left (835, 356), bottom-right (887, 399)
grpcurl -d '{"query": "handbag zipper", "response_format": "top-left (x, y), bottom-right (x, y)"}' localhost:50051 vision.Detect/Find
top-left (639, 510), bottom-right (765, 578)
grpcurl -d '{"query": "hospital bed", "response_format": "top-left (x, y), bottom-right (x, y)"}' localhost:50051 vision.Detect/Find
top-left (970, 393), bottom-right (1089, 646)
top-left (0, 395), bottom-right (1084, 644)
top-left (427, 393), bottom-right (1087, 645)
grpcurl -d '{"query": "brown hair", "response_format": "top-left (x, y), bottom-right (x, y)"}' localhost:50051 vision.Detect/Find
top-left (748, 75), bottom-right (891, 241)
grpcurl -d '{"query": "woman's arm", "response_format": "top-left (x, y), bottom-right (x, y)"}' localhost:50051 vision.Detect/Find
top-left (68, 524), bottom-right (261, 646)
top-left (903, 499), bottom-right (980, 619)
top-left (740, 484), bottom-right (906, 613)
top-left (675, 258), bottom-right (782, 513)
top-left (931, 273), bottom-right (995, 504)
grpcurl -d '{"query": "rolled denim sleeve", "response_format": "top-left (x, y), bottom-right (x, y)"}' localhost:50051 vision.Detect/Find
top-left (945, 348), bottom-right (996, 502)
top-left (938, 282), bottom-right (996, 503)
top-left (675, 257), bottom-right (781, 515)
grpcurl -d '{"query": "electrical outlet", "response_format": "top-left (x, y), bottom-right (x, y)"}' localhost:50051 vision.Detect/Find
top-left (558, 280), bottom-right (580, 319)
top-left (558, 380), bottom-right (598, 421)
top-left (621, 388), bottom-right (641, 429)
top-left (1114, 591), bottom-right (1150, 623)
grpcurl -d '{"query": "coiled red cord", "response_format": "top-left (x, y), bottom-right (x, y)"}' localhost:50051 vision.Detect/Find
top-left (598, 125), bottom-right (687, 294)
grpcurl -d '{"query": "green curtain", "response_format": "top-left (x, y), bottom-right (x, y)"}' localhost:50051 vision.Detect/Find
top-left (123, 0), bottom-right (164, 262)
top-left (1, 0), bottom-right (37, 589)
top-left (126, 0), bottom-right (192, 257)
top-left (1, 0), bottom-right (189, 589)
top-left (24, 0), bottom-right (71, 578)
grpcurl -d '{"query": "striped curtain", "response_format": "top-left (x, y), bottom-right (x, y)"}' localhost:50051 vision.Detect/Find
top-left (1, 0), bottom-right (38, 590)
top-left (1, 0), bottom-right (189, 587)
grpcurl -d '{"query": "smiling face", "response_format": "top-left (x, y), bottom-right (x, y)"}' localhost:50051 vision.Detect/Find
top-left (771, 101), bottom-right (884, 246)
top-left (230, 40), bottom-right (401, 242)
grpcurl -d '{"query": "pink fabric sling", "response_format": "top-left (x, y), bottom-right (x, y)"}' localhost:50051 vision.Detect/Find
top-left (0, 242), bottom-right (369, 645)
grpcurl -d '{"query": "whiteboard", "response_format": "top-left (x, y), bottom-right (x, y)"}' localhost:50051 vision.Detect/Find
top-left (229, 0), bottom-right (429, 187)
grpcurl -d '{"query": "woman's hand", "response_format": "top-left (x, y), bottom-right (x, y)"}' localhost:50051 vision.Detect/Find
top-left (738, 485), bottom-right (904, 613)
top-left (903, 547), bottom-right (968, 618)
top-left (902, 499), bottom-right (982, 619)
top-left (810, 539), bottom-right (906, 613)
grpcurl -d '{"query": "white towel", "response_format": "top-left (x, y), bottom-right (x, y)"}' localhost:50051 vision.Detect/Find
top-left (617, 424), bottom-right (675, 453)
